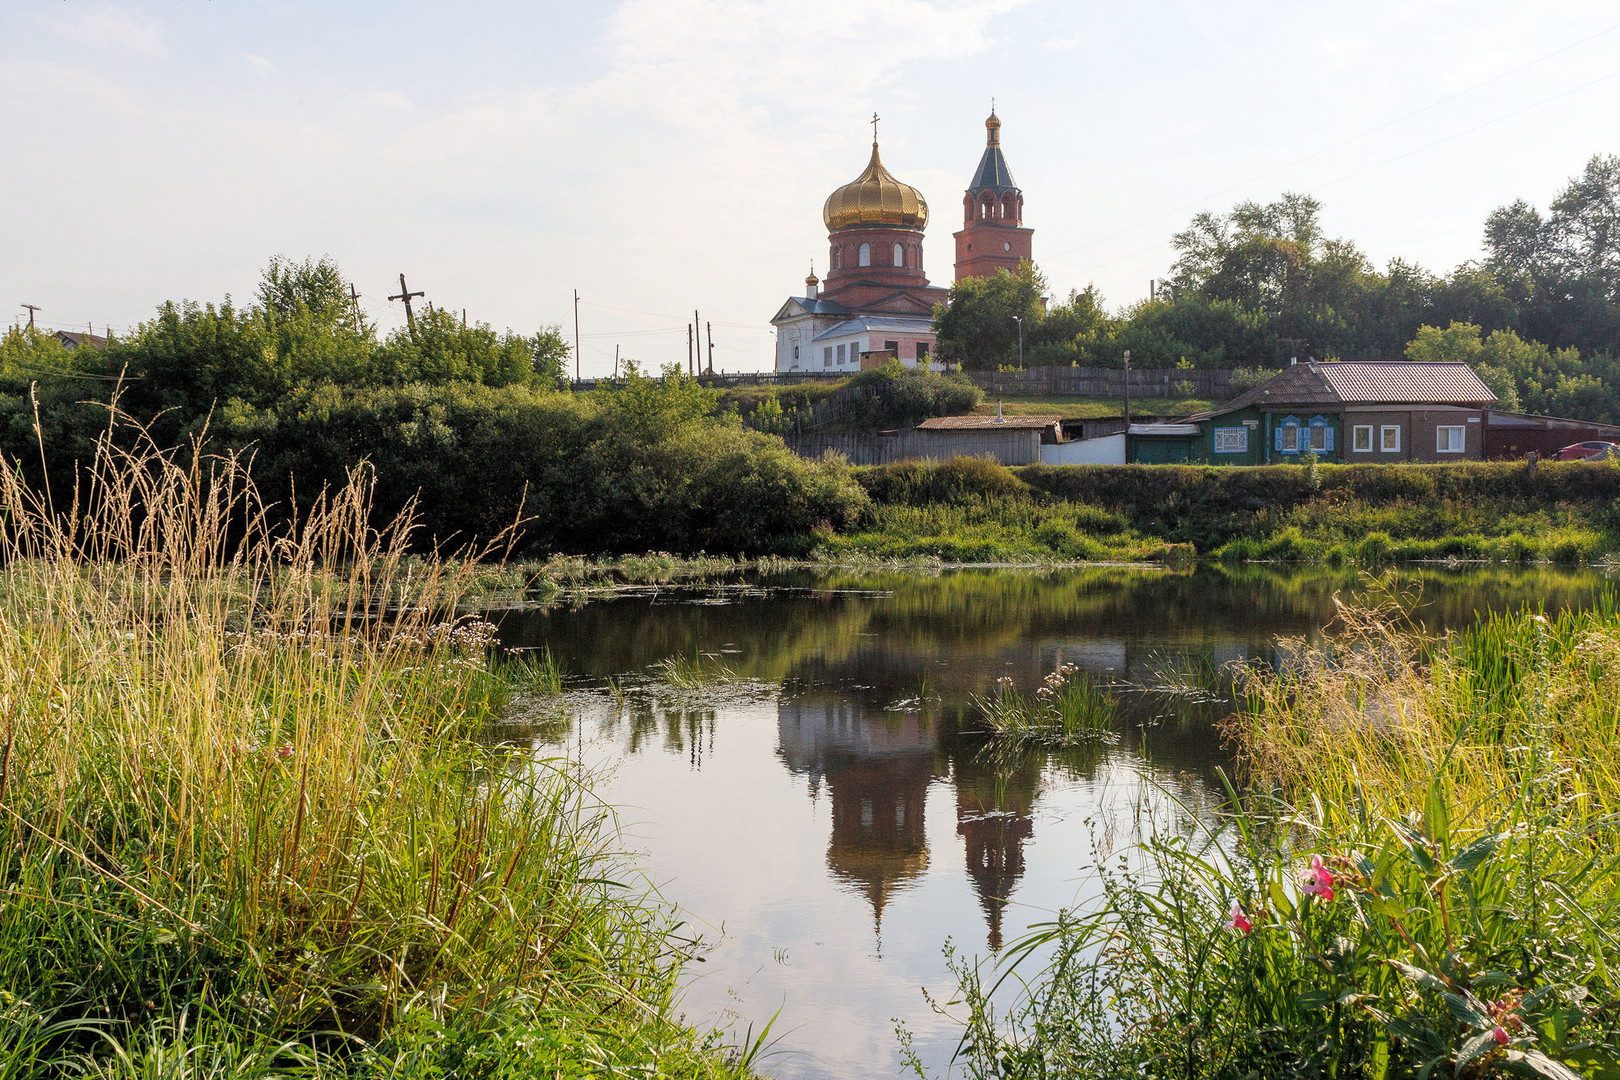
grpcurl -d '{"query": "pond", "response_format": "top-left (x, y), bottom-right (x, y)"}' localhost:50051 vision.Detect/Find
top-left (489, 565), bottom-right (1613, 1079)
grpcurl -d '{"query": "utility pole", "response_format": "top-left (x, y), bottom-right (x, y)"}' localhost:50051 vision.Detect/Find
top-left (688, 324), bottom-right (694, 373)
top-left (1122, 349), bottom-right (1132, 438)
top-left (1150, 279), bottom-right (1156, 302)
top-left (614, 344), bottom-right (620, 380)
top-left (1012, 315), bottom-right (1024, 371)
top-left (692, 309), bottom-right (700, 376)
top-left (21, 304), bottom-right (40, 330)
top-left (706, 321), bottom-right (714, 375)
top-left (573, 289), bottom-right (581, 383)
top-left (388, 274), bottom-right (423, 332)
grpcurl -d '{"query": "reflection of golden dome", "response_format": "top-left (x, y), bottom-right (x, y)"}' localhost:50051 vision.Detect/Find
top-left (823, 141), bottom-right (929, 232)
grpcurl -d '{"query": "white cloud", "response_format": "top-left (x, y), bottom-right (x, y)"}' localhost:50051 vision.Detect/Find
top-left (366, 90), bottom-right (416, 111)
top-left (245, 54), bottom-right (276, 79)
top-left (40, 7), bottom-right (165, 59)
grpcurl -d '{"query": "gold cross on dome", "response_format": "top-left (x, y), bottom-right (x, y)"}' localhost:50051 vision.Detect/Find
top-left (871, 112), bottom-right (880, 140)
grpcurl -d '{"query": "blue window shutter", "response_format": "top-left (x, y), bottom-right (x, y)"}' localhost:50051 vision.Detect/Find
top-left (1324, 426), bottom-right (1334, 451)
top-left (1275, 426), bottom-right (1284, 451)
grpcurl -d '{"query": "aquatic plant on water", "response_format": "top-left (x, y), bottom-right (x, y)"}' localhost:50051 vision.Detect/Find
top-left (973, 664), bottom-right (1118, 746)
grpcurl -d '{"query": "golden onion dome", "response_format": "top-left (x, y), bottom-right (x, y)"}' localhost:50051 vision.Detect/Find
top-left (823, 141), bottom-right (929, 232)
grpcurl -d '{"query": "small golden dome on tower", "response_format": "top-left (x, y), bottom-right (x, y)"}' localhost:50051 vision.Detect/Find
top-left (985, 109), bottom-right (1001, 147)
top-left (823, 141), bottom-right (929, 232)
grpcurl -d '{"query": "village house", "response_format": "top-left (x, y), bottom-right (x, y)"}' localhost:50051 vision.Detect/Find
top-left (1130, 360), bottom-right (1498, 464)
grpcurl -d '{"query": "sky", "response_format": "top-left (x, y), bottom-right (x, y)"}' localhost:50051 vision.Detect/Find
top-left (4, 0), bottom-right (1620, 376)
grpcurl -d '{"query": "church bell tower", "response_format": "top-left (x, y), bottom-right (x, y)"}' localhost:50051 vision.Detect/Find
top-left (953, 108), bottom-right (1034, 283)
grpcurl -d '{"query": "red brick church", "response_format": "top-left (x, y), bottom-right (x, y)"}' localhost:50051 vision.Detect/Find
top-left (772, 109), bottom-right (1033, 373)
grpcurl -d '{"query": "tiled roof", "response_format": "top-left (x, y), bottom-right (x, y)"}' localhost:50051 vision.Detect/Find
top-left (1199, 361), bottom-right (1496, 418)
top-left (917, 414), bottom-right (1059, 431)
top-left (1317, 362), bottom-right (1495, 404)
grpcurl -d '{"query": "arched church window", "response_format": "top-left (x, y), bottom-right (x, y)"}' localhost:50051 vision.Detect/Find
top-left (858, 243), bottom-right (871, 267)
top-left (893, 242), bottom-right (903, 267)
top-left (833, 247), bottom-right (841, 269)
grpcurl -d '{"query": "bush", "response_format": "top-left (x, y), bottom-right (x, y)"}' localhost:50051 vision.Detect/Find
top-left (857, 455), bottom-right (1032, 506)
top-left (819, 364), bottom-right (982, 430)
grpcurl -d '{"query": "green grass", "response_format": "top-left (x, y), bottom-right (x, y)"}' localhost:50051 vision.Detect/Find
top-left (921, 593), bottom-right (1620, 1078)
top-left (0, 434), bottom-right (753, 1077)
top-left (816, 496), bottom-right (1185, 564)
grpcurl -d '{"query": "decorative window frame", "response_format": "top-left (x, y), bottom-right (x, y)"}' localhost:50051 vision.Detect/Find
top-left (1213, 427), bottom-right (1249, 454)
top-left (1307, 415), bottom-right (1334, 453)
top-left (1275, 416), bottom-right (1302, 454)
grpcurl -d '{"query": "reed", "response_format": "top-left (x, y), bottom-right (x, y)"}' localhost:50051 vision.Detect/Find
top-left (0, 423), bottom-right (749, 1076)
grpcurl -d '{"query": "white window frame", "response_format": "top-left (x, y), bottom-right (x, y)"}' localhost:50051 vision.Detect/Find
top-left (1213, 427), bottom-right (1248, 454)
top-left (1380, 425), bottom-right (1401, 453)
top-left (823, 346), bottom-right (832, 367)
top-left (1353, 425), bottom-right (1373, 452)
top-left (836, 344), bottom-right (846, 364)
top-left (858, 243), bottom-right (871, 267)
top-left (893, 242), bottom-right (904, 267)
top-left (1437, 425), bottom-right (1466, 453)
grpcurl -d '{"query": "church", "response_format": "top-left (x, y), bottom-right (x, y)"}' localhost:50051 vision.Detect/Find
top-left (771, 109), bottom-right (1033, 373)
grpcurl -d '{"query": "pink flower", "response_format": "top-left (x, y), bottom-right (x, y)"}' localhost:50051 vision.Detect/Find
top-left (1302, 855), bottom-right (1336, 901)
top-left (1225, 902), bottom-right (1253, 934)
top-left (1492, 1025), bottom-right (1509, 1046)
top-left (276, 745), bottom-right (294, 759)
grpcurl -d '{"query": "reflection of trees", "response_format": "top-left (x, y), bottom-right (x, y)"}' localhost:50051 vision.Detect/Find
top-left (594, 698), bottom-right (716, 768)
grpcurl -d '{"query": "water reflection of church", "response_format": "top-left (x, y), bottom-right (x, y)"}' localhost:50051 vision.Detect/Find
top-left (776, 697), bottom-right (1040, 951)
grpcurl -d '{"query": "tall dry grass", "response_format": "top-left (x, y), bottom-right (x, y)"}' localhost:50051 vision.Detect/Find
top-left (0, 422), bottom-right (751, 1076)
top-left (1229, 577), bottom-right (1620, 826)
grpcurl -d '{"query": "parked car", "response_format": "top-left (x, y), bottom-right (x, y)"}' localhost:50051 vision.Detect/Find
top-left (1554, 440), bottom-right (1620, 460)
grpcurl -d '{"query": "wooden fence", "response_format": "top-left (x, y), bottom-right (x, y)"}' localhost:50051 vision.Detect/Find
top-left (787, 428), bottom-right (1042, 466)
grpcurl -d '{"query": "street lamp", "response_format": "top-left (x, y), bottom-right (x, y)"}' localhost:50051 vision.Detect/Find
top-left (1011, 315), bottom-right (1024, 371)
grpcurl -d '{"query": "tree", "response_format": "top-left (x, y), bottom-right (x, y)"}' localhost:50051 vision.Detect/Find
top-left (531, 326), bottom-right (570, 382)
top-left (931, 261), bottom-right (1048, 370)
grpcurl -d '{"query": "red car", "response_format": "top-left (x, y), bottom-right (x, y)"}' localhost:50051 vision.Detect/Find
top-left (1554, 440), bottom-right (1620, 460)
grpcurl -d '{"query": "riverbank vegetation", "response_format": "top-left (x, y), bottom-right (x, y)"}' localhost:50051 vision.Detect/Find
top-left (0, 436), bottom-right (754, 1077)
top-left (927, 590), bottom-right (1620, 1078)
